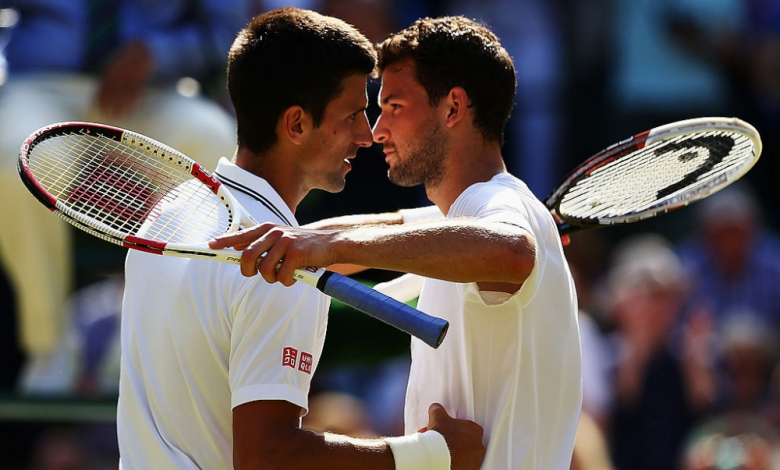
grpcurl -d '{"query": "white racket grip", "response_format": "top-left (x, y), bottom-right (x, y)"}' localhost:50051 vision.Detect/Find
top-left (374, 273), bottom-right (425, 303)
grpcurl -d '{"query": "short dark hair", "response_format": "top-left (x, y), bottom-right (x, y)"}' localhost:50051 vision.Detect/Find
top-left (227, 7), bottom-right (376, 154)
top-left (375, 16), bottom-right (516, 145)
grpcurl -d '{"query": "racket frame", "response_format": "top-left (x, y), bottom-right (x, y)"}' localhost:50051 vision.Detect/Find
top-left (545, 117), bottom-right (762, 234)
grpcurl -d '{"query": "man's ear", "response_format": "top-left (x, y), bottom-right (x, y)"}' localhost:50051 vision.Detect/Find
top-left (280, 106), bottom-right (311, 145)
top-left (443, 87), bottom-right (469, 128)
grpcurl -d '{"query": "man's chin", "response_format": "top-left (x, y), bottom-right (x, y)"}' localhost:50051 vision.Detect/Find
top-left (388, 172), bottom-right (421, 188)
top-left (321, 179), bottom-right (347, 194)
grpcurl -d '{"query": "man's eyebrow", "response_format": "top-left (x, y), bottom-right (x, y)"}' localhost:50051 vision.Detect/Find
top-left (380, 93), bottom-right (399, 105)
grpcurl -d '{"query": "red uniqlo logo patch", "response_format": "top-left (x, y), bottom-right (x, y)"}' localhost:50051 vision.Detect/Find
top-left (282, 347), bottom-right (298, 369)
top-left (298, 352), bottom-right (313, 374)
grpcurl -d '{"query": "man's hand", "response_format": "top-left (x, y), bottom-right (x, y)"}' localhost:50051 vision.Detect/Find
top-left (95, 42), bottom-right (154, 117)
top-left (209, 223), bottom-right (338, 286)
top-left (425, 403), bottom-right (485, 470)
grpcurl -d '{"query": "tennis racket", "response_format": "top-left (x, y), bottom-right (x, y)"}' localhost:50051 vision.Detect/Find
top-left (546, 117), bottom-right (762, 235)
top-left (17, 122), bottom-right (448, 348)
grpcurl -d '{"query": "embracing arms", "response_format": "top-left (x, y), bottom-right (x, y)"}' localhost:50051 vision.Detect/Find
top-left (234, 399), bottom-right (484, 470)
top-left (210, 213), bottom-right (536, 294)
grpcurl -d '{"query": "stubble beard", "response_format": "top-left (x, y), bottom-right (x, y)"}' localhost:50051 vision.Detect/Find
top-left (388, 122), bottom-right (448, 189)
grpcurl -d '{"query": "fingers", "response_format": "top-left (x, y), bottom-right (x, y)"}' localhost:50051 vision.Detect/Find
top-left (209, 224), bottom-right (289, 281)
top-left (209, 224), bottom-right (274, 250)
top-left (210, 223), bottom-right (331, 285)
top-left (425, 403), bottom-right (485, 470)
top-left (426, 403), bottom-right (448, 428)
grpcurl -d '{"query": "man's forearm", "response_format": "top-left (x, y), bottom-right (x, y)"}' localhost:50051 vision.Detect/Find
top-left (332, 219), bottom-right (535, 284)
top-left (304, 212), bottom-right (403, 230)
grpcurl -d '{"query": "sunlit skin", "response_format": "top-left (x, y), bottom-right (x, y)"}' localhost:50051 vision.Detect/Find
top-left (372, 60), bottom-right (457, 200)
top-left (372, 69), bottom-right (449, 189)
top-left (301, 73), bottom-right (374, 194)
top-left (234, 73), bottom-right (373, 212)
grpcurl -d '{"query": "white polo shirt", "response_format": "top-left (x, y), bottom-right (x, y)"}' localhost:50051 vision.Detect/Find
top-left (404, 173), bottom-right (582, 470)
top-left (118, 158), bottom-right (329, 470)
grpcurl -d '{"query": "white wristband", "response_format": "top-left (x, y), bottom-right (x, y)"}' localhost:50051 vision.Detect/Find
top-left (399, 205), bottom-right (444, 224)
top-left (385, 431), bottom-right (451, 470)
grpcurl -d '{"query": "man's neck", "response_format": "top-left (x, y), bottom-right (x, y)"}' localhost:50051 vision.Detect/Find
top-left (233, 147), bottom-right (307, 214)
top-left (426, 140), bottom-right (506, 215)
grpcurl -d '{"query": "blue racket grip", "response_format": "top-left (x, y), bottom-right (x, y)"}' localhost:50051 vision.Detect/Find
top-left (316, 271), bottom-right (448, 348)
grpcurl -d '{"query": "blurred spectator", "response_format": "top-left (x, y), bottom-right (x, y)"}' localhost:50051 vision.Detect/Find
top-left (606, 0), bottom-right (745, 140)
top-left (24, 423), bottom-right (119, 470)
top-left (19, 274), bottom-right (123, 396)
top-left (0, 0), bottom-right (248, 384)
top-left (682, 412), bottom-right (780, 470)
top-left (321, 0), bottom-right (397, 44)
top-left (566, 232), bottom-right (613, 430)
top-left (578, 305), bottom-right (613, 431)
top-left (604, 234), bottom-right (715, 470)
top-left (737, 0), bottom-right (780, 221)
top-left (28, 425), bottom-right (96, 470)
top-left (765, 363), bottom-right (780, 433)
top-left (715, 313), bottom-right (778, 415)
top-left (676, 184), bottom-right (780, 337)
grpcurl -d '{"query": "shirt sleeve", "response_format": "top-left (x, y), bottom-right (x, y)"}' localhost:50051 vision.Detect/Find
top-left (449, 182), bottom-right (535, 233)
top-left (228, 278), bottom-right (327, 413)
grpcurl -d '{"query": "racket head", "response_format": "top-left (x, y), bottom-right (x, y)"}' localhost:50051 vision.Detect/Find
top-left (18, 122), bottom-right (242, 253)
top-left (545, 117), bottom-right (762, 233)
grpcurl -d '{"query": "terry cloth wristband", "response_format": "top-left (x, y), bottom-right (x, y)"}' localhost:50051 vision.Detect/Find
top-left (399, 205), bottom-right (443, 224)
top-left (385, 431), bottom-right (451, 470)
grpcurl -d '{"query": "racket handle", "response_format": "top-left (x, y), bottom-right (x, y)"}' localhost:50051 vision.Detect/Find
top-left (557, 222), bottom-right (576, 236)
top-left (316, 271), bottom-right (449, 348)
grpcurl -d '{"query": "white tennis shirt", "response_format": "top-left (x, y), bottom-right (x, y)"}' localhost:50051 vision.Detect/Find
top-left (405, 173), bottom-right (582, 470)
top-left (118, 158), bottom-right (329, 469)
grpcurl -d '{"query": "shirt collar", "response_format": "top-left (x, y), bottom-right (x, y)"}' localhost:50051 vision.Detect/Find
top-left (212, 157), bottom-right (298, 227)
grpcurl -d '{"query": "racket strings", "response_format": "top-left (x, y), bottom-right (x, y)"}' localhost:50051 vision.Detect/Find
top-left (559, 130), bottom-right (755, 222)
top-left (27, 131), bottom-right (231, 244)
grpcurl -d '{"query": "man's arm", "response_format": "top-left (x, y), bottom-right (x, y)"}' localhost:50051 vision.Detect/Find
top-left (303, 212), bottom-right (404, 230)
top-left (210, 218), bottom-right (536, 292)
top-left (234, 399), bottom-right (484, 470)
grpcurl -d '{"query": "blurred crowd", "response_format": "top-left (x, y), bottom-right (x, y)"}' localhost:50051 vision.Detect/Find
top-left (2, 0), bottom-right (780, 469)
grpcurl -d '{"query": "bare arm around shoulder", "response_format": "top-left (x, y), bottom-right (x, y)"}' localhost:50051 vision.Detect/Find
top-left (302, 212), bottom-right (405, 275)
top-left (234, 399), bottom-right (484, 470)
top-left (303, 211), bottom-right (404, 230)
top-left (210, 217), bottom-right (536, 292)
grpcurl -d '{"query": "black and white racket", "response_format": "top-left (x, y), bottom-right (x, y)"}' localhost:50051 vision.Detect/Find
top-left (17, 122), bottom-right (448, 348)
top-left (546, 117), bottom-right (762, 235)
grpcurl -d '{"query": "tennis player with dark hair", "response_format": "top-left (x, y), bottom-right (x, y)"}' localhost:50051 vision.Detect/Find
top-left (119, 8), bottom-right (484, 470)
top-left (212, 15), bottom-right (582, 470)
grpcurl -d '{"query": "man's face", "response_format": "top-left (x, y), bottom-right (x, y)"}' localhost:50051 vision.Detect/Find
top-left (304, 73), bottom-right (373, 193)
top-left (373, 59), bottom-right (448, 188)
